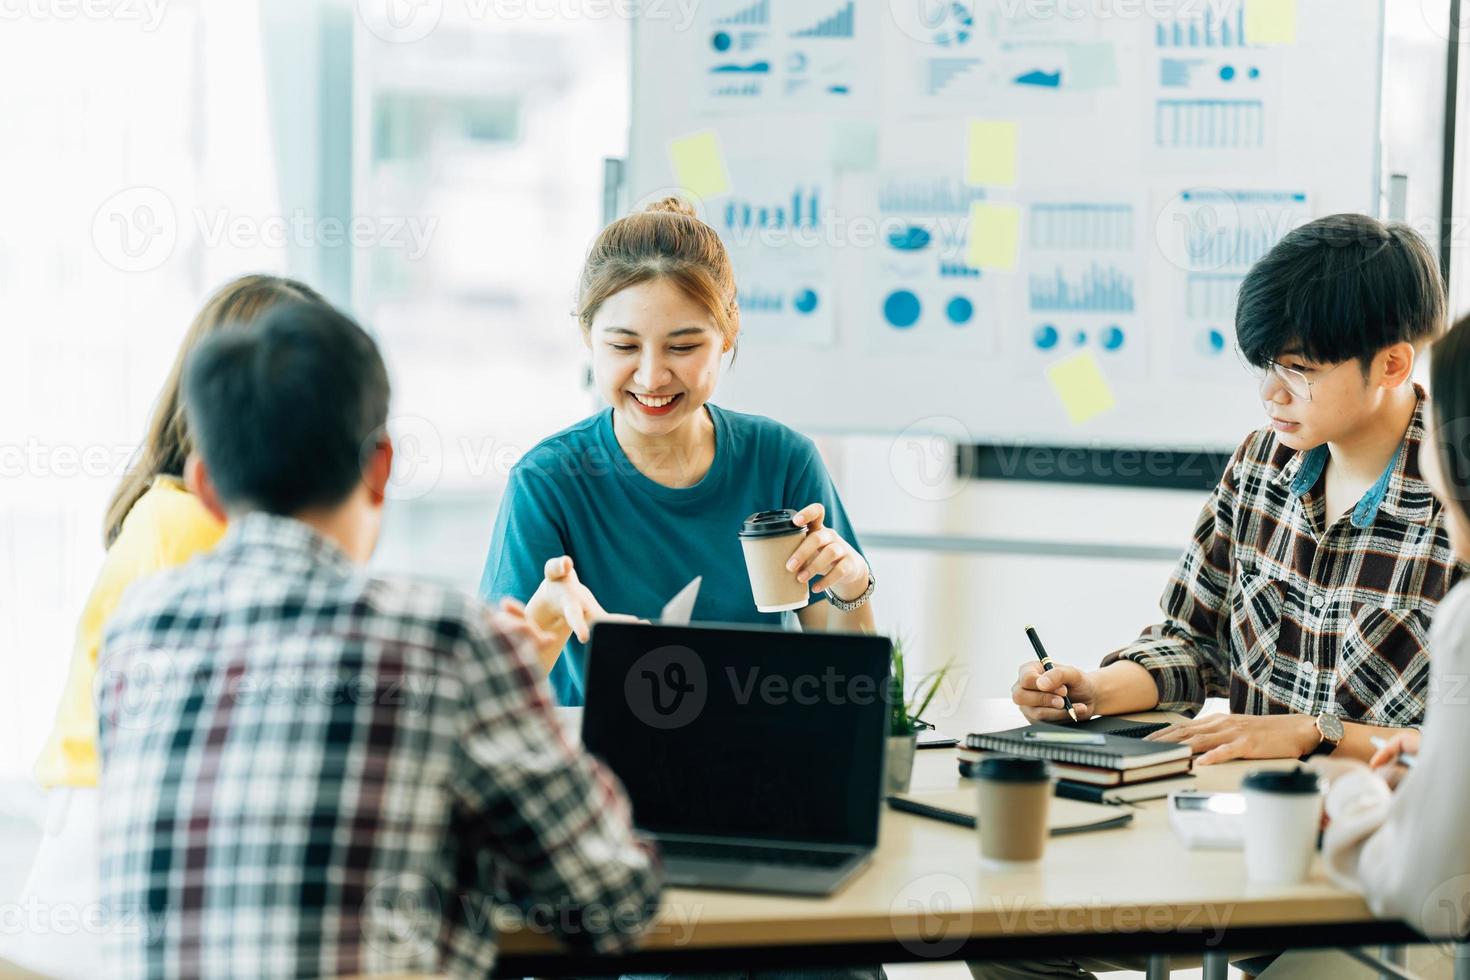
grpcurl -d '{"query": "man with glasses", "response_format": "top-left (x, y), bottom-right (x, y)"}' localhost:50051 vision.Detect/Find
top-left (1010, 213), bottom-right (1463, 765)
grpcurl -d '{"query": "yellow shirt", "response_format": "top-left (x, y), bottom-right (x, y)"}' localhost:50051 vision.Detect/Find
top-left (34, 475), bottom-right (225, 788)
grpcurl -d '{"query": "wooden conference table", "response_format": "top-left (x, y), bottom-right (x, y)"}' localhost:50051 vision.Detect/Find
top-left (492, 700), bottom-right (1427, 977)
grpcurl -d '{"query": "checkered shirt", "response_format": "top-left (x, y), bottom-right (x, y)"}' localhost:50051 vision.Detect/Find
top-left (1102, 392), bottom-right (1464, 724)
top-left (96, 513), bottom-right (661, 979)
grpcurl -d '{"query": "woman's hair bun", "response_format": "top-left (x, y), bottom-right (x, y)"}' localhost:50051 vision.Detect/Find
top-left (643, 196), bottom-right (698, 218)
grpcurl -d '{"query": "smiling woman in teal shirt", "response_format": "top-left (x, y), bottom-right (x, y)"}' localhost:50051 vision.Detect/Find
top-left (479, 197), bottom-right (876, 706)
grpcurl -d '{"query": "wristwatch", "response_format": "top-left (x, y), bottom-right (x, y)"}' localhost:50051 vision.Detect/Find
top-left (826, 568), bottom-right (876, 612)
top-left (1308, 710), bottom-right (1344, 757)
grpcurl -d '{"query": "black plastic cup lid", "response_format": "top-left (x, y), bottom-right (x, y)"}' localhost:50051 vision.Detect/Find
top-left (1242, 766), bottom-right (1321, 795)
top-left (978, 755), bottom-right (1051, 783)
top-left (739, 509), bottom-right (803, 539)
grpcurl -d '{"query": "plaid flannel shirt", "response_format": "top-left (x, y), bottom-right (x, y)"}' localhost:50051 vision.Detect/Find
top-left (1102, 391), bottom-right (1463, 725)
top-left (96, 513), bottom-right (661, 979)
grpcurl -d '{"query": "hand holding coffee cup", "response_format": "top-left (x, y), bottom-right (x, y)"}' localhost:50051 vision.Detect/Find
top-left (738, 504), bottom-right (871, 614)
top-left (738, 510), bottom-right (812, 613)
top-left (786, 503), bottom-right (871, 598)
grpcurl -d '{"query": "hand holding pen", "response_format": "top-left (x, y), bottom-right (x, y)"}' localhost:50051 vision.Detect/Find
top-left (1358, 733), bottom-right (1417, 792)
top-left (1011, 625), bottom-right (1096, 724)
top-left (1026, 626), bottom-right (1078, 723)
top-left (1369, 734), bottom-right (1418, 770)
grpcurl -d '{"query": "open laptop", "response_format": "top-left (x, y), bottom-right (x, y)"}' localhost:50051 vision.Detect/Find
top-left (582, 621), bottom-right (892, 896)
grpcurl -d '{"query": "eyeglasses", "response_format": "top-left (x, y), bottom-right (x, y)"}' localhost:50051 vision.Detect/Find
top-left (1235, 347), bottom-right (1348, 402)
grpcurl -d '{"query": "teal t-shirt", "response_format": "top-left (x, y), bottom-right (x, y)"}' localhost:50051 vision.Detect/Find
top-left (479, 404), bottom-right (864, 706)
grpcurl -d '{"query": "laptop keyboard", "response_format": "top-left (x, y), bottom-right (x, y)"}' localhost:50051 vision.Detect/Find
top-left (1103, 721), bottom-right (1170, 739)
top-left (657, 839), bottom-right (855, 868)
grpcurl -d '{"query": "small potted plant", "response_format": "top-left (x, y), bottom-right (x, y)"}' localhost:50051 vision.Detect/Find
top-left (887, 635), bottom-right (950, 794)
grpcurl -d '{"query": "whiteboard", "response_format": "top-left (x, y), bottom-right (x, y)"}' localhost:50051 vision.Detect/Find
top-left (627, 0), bottom-right (1385, 452)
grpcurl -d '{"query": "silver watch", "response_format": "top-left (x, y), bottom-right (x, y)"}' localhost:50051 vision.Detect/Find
top-left (825, 569), bottom-right (875, 611)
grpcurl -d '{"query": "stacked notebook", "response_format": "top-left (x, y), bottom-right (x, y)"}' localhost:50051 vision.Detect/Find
top-left (960, 718), bottom-right (1194, 805)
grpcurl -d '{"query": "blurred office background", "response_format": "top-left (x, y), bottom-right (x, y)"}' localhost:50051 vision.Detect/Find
top-left (1, 0), bottom-right (1463, 800)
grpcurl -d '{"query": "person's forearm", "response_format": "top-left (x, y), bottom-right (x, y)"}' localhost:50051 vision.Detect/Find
top-left (798, 597), bottom-right (875, 634)
top-left (825, 599), bottom-right (875, 633)
top-left (536, 630), bottom-right (570, 674)
top-left (1089, 660), bottom-right (1162, 715)
top-left (1330, 720), bottom-right (1417, 764)
top-left (798, 564), bottom-right (876, 633)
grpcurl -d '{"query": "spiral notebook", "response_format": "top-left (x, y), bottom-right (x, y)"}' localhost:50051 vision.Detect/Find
top-left (965, 721), bottom-right (1190, 771)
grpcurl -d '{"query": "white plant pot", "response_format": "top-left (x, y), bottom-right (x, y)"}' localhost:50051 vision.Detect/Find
top-left (886, 732), bottom-right (918, 794)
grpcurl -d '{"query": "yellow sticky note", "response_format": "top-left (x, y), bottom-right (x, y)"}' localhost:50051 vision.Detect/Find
top-left (1245, 0), bottom-right (1296, 45)
top-left (668, 130), bottom-right (732, 199)
top-left (965, 120), bottom-right (1018, 188)
top-left (1047, 350), bottom-right (1117, 426)
top-left (966, 203), bottom-right (1020, 272)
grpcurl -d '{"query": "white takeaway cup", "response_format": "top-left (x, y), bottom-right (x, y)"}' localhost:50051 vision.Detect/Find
top-left (1241, 767), bottom-right (1323, 885)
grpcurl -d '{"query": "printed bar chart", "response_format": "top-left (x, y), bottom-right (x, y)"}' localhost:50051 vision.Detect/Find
top-left (792, 1), bottom-right (853, 38)
top-left (880, 178), bottom-right (986, 214)
top-left (713, 83), bottom-right (762, 97)
top-left (716, 0), bottom-right (769, 26)
top-left (1030, 204), bottom-right (1134, 250)
top-left (1171, 190), bottom-right (1309, 272)
top-left (1160, 57), bottom-right (1205, 88)
top-left (1155, 99), bottom-right (1265, 149)
top-left (723, 187), bottom-right (822, 230)
top-left (1030, 264), bottom-right (1136, 313)
top-left (1186, 274), bottom-right (1245, 318)
top-left (1186, 224), bottom-right (1275, 269)
top-left (927, 58), bottom-right (984, 97)
top-left (1156, 4), bottom-right (1245, 47)
top-left (739, 288), bottom-right (784, 313)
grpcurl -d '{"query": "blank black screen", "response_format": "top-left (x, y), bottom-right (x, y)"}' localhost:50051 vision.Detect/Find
top-left (582, 622), bottom-right (890, 847)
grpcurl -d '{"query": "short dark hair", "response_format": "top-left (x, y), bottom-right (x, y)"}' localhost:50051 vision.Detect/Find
top-left (1235, 214), bottom-right (1445, 370)
top-left (182, 301), bottom-right (391, 515)
top-left (1431, 314), bottom-right (1470, 527)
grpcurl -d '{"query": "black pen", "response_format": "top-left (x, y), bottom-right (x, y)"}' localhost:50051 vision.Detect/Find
top-left (1026, 625), bottom-right (1079, 723)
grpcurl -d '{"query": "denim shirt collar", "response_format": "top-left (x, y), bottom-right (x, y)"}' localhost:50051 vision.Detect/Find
top-left (1279, 387), bottom-right (1435, 528)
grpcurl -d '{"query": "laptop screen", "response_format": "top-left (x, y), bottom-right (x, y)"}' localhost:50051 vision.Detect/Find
top-left (582, 622), bottom-right (891, 848)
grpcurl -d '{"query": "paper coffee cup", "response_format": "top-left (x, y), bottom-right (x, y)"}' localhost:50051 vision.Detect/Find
top-left (976, 756), bottom-right (1052, 867)
top-left (738, 510), bottom-right (810, 613)
top-left (1241, 767), bottom-right (1322, 885)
